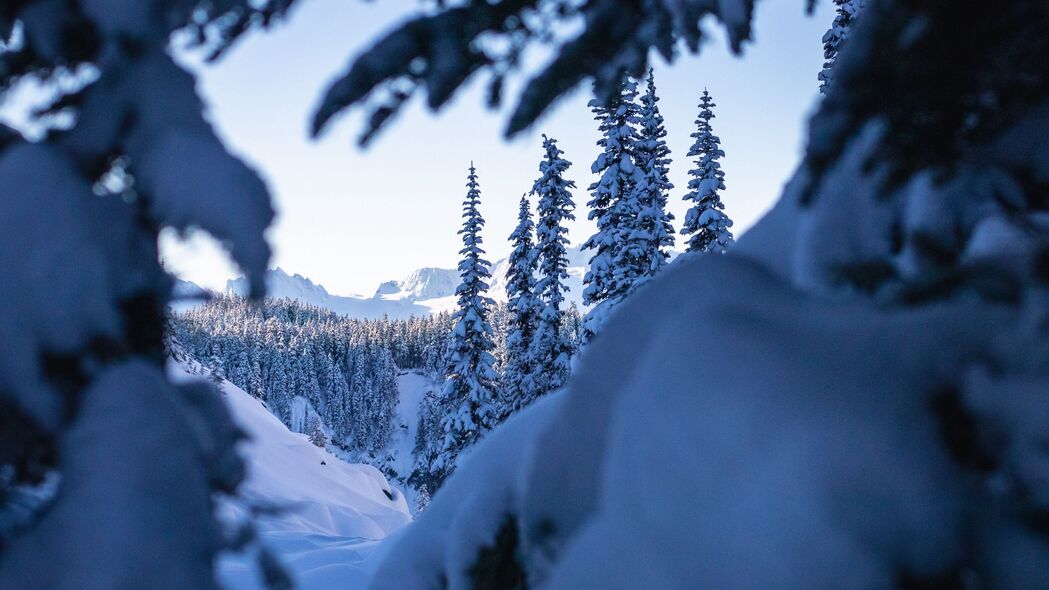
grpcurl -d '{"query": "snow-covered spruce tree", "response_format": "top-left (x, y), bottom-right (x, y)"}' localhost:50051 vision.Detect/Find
top-left (307, 415), bottom-right (326, 448)
top-left (581, 78), bottom-right (644, 337)
top-left (501, 194), bottom-right (541, 418)
top-left (680, 89), bottom-right (734, 254)
top-left (819, 0), bottom-right (863, 94)
top-left (430, 165), bottom-right (499, 486)
top-left (626, 69), bottom-right (676, 278)
top-left (409, 388), bottom-right (443, 502)
top-left (0, 2), bottom-right (293, 587)
top-left (531, 135), bottom-right (577, 398)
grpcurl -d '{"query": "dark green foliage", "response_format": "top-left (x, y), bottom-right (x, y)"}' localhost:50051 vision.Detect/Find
top-left (802, 1), bottom-right (1049, 204)
top-left (310, 0), bottom-right (766, 143)
top-left (469, 516), bottom-right (528, 590)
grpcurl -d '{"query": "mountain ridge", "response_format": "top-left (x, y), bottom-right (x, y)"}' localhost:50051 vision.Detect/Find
top-left (192, 245), bottom-right (595, 319)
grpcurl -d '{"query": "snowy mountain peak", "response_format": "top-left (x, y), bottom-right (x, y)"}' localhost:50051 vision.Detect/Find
top-left (375, 267), bottom-right (459, 301)
top-left (213, 245), bottom-right (595, 320)
top-left (226, 267), bottom-right (332, 302)
top-left (374, 280), bottom-right (401, 296)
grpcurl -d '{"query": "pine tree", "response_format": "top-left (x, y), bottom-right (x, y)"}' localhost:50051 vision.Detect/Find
top-left (582, 78), bottom-right (644, 307)
top-left (432, 164), bottom-right (499, 484)
top-left (627, 69), bottom-right (675, 279)
top-left (501, 194), bottom-right (541, 417)
top-left (819, 0), bottom-right (863, 94)
top-left (307, 415), bottom-right (327, 448)
top-left (373, 348), bottom-right (399, 450)
top-left (208, 341), bottom-right (226, 383)
top-left (248, 352), bottom-right (264, 399)
top-left (531, 135), bottom-right (577, 397)
top-left (680, 90), bottom-right (734, 254)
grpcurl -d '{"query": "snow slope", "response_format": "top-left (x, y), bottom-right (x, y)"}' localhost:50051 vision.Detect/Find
top-left (384, 371), bottom-right (435, 485)
top-left (166, 359), bottom-right (411, 589)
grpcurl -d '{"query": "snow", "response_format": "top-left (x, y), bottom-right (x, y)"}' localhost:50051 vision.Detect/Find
top-left (0, 361), bottom-right (224, 589)
top-left (64, 45), bottom-right (275, 296)
top-left (0, 143), bottom-right (123, 431)
top-left (166, 358), bottom-right (411, 589)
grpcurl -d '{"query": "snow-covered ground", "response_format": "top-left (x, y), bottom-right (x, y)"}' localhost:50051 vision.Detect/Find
top-left (384, 371), bottom-right (436, 493)
top-left (167, 359), bottom-right (412, 589)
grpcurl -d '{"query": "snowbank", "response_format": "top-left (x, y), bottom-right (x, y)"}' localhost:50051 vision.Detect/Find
top-left (369, 252), bottom-right (1041, 589)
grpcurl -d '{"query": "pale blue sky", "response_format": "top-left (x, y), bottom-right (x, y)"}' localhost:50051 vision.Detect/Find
top-left (49, 1), bottom-right (838, 295)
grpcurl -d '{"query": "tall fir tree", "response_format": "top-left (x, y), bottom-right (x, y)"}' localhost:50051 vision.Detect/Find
top-left (627, 69), bottom-right (676, 279)
top-left (501, 194), bottom-right (541, 417)
top-left (819, 0), bottom-right (862, 94)
top-left (432, 164), bottom-right (499, 484)
top-left (582, 78), bottom-right (644, 308)
top-left (531, 135), bottom-right (577, 397)
top-left (680, 89), bottom-right (734, 254)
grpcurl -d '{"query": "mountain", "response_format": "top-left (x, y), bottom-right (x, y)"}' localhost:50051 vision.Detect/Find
top-left (488, 244), bottom-right (590, 311)
top-left (374, 267), bottom-right (460, 301)
top-left (220, 245), bottom-right (597, 320)
top-left (232, 267), bottom-right (331, 302)
top-left (170, 279), bottom-right (209, 313)
top-left (225, 268), bottom-right (433, 319)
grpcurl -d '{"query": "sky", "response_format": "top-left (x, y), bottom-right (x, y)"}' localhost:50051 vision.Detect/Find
top-left (30, 1), bottom-right (836, 297)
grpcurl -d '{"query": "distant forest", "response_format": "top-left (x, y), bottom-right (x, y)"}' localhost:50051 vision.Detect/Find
top-left (167, 296), bottom-right (582, 461)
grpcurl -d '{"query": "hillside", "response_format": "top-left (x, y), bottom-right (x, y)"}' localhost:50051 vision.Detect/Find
top-left (166, 358), bottom-right (412, 589)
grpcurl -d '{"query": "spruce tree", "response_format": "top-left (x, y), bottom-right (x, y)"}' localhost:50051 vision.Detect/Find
top-left (307, 416), bottom-right (327, 448)
top-left (681, 90), bottom-right (734, 254)
top-left (627, 69), bottom-right (676, 279)
top-left (208, 341), bottom-right (226, 383)
top-left (432, 164), bottom-right (499, 484)
top-left (531, 135), bottom-right (577, 397)
top-left (582, 78), bottom-right (644, 307)
top-left (502, 194), bottom-right (541, 417)
top-left (819, 0), bottom-right (862, 94)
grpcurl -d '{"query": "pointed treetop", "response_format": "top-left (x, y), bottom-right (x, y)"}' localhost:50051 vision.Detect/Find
top-left (681, 87), bottom-right (734, 254)
top-left (531, 133), bottom-right (577, 397)
top-left (631, 68), bottom-right (676, 276)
